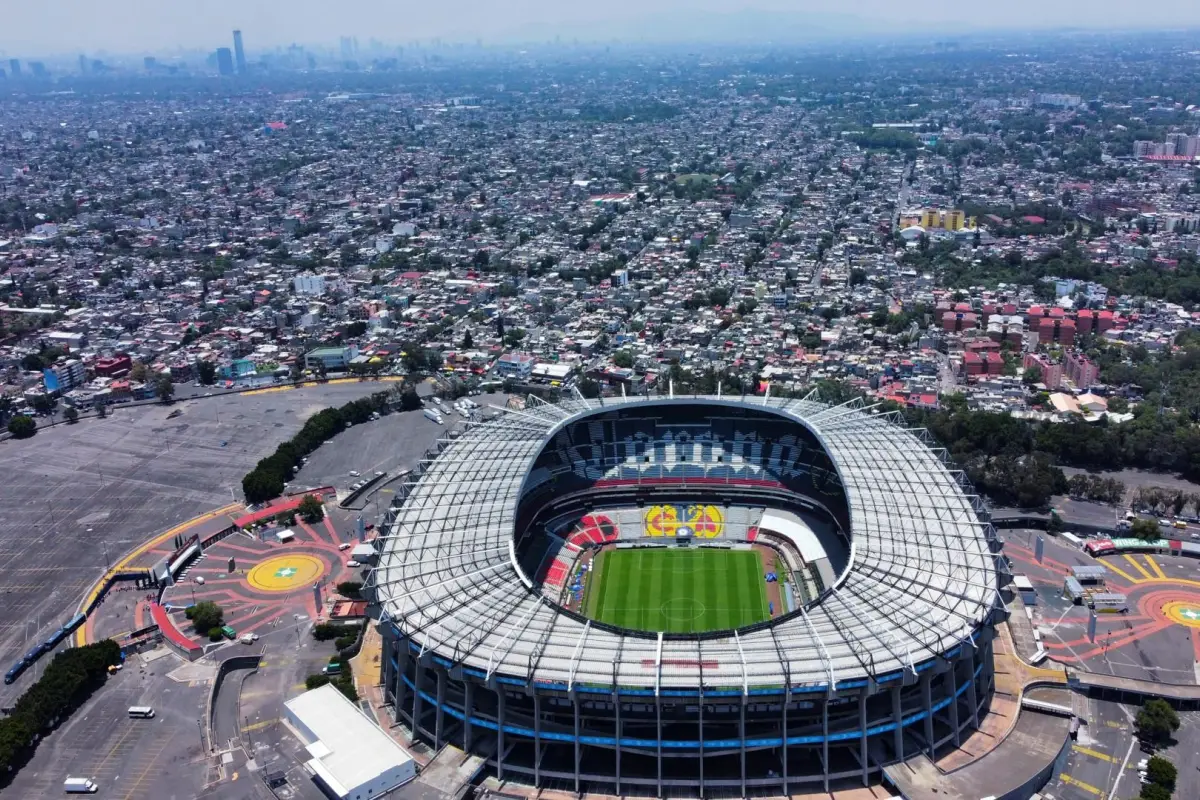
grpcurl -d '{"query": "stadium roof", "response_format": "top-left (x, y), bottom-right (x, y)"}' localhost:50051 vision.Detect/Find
top-left (374, 392), bottom-right (1001, 690)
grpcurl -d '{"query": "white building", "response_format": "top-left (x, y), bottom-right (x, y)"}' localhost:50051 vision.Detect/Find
top-left (293, 273), bottom-right (326, 295)
top-left (284, 684), bottom-right (416, 800)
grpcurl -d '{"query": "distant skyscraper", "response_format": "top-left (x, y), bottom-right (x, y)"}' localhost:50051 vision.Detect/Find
top-left (233, 30), bottom-right (246, 74)
top-left (144, 56), bottom-right (158, 72)
top-left (79, 54), bottom-right (88, 74)
top-left (29, 62), bottom-right (47, 78)
top-left (216, 47), bottom-right (234, 76)
top-left (8, 59), bottom-right (20, 77)
top-left (340, 36), bottom-right (354, 61)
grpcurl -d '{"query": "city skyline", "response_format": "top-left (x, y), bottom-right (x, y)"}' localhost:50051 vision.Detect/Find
top-left (6, 0), bottom-right (1200, 56)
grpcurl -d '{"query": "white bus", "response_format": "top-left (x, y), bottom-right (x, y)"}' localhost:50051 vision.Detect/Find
top-left (128, 706), bottom-right (155, 719)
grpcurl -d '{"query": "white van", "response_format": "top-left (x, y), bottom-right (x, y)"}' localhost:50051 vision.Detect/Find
top-left (64, 777), bottom-right (98, 793)
top-left (128, 706), bottom-right (155, 718)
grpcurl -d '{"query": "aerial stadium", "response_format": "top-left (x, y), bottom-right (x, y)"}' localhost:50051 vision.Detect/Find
top-left (374, 391), bottom-right (1006, 797)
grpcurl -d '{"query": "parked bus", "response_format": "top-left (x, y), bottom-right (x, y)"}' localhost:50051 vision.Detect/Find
top-left (128, 706), bottom-right (155, 719)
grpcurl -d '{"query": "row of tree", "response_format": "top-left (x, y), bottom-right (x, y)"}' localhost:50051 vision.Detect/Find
top-left (0, 639), bottom-right (122, 773)
top-left (241, 387), bottom-right (417, 504)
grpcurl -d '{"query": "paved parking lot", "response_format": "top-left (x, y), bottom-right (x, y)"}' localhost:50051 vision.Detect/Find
top-left (0, 649), bottom-right (210, 800)
top-left (0, 382), bottom-right (405, 702)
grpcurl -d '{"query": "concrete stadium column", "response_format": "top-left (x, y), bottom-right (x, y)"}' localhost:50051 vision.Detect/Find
top-left (822, 698), bottom-right (830, 793)
top-left (435, 667), bottom-right (446, 750)
top-left (948, 666), bottom-right (961, 747)
top-left (967, 651), bottom-right (981, 729)
top-left (739, 694), bottom-right (747, 799)
top-left (410, 661), bottom-right (424, 746)
top-left (497, 688), bottom-right (507, 782)
top-left (614, 692), bottom-right (622, 796)
top-left (573, 691), bottom-right (582, 794)
top-left (781, 687), bottom-right (790, 797)
top-left (464, 681), bottom-right (475, 752)
top-left (533, 693), bottom-right (542, 787)
top-left (394, 636), bottom-right (410, 722)
top-left (891, 685), bottom-right (903, 761)
top-left (656, 694), bottom-right (663, 798)
top-left (921, 673), bottom-right (934, 756)
top-left (698, 692), bottom-right (705, 797)
top-left (858, 691), bottom-right (869, 786)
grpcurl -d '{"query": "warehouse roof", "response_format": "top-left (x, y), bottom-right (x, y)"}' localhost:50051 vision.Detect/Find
top-left (285, 684), bottom-right (413, 797)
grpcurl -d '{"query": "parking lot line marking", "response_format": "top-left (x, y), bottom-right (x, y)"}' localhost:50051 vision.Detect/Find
top-left (1105, 720), bottom-right (1124, 729)
top-left (1144, 556), bottom-right (1168, 580)
top-left (1060, 773), bottom-right (1104, 796)
top-left (120, 731), bottom-right (175, 800)
top-left (241, 717), bottom-right (278, 733)
top-left (1072, 744), bottom-right (1116, 763)
top-left (1122, 554), bottom-right (1154, 580)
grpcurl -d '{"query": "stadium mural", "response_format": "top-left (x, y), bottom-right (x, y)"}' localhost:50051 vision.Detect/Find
top-left (643, 503), bottom-right (724, 537)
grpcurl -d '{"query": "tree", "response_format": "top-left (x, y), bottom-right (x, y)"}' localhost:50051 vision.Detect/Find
top-left (336, 581), bottom-right (363, 597)
top-left (63, 407), bottom-right (79, 424)
top-left (1139, 784), bottom-right (1171, 800)
top-left (1145, 755), bottom-right (1176, 791)
top-left (305, 674), bottom-right (331, 690)
top-left (7, 415), bottom-right (36, 439)
top-left (849, 268), bottom-right (868, 286)
top-left (297, 494), bottom-right (324, 523)
top-left (243, 470), bottom-right (284, 504)
top-left (1023, 364), bottom-right (1043, 386)
top-left (196, 360), bottom-right (217, 386)
top-left (186, 601), bottom-right (224, 635)
top-left (129, 361), bottom-right (148, 383)
top-left (612, 351), bottom-right (635, 369)
top-left (578, 377), bottom-right (601, 399)
top-left (30, 394), bottom-right (57, 416)
top-left (1135, 699), bottom-right (1180, 744)
top-left (503, 328), bottom-right (526, 347)
top-left (1130, 517), bottom-right (1162, 541)
top-left (155, 375), bottom-right (175, 403)
top-left (1046, 511), bottom-right (1064, 533)
top-left (95, 400), bottom-right (107, 418)
top-left (461, 330), bottom-right (473, 349)
top-left (399, 389), bottom-right (422, 412)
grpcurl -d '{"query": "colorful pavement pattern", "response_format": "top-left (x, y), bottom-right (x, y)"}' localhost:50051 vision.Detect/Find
top-left (1006, 538), bottom-right (1200, 669)
top-left (159, 512), bottom-right (351, 643)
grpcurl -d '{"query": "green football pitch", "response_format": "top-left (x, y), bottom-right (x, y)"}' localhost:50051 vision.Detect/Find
top-left (583, 547), bottom-right (769, 634)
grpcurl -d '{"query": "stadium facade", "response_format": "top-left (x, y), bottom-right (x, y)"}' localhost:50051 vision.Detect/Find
top-left (374, 393), bottom-right (1006, 796)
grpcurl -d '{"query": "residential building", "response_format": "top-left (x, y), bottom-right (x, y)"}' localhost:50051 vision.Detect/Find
top-left (43, 359), bottom-right (86, 392)
top-left (305, 346), bottom-right (358, 371)
top-left (1064, 351), bottom-right (1099, 389)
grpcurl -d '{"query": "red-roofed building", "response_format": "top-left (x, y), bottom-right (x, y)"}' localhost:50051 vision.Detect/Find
top-left (962, 352), bottom-right (984, 377)
top-left (983, 352), bottom-right (1005, 376)
top-left (94, 354), bottom-right (131, 377)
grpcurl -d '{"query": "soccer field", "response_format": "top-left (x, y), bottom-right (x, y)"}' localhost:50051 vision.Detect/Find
top-left (584, 547), bottom-right (769, 634)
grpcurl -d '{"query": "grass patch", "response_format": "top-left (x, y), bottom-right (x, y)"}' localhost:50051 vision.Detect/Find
top-left (586, 547), bottom-right (768, 634)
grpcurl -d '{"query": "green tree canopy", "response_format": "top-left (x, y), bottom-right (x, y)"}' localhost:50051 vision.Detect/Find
top-left (297, 494), bottom-right (324, 523)
top-left (1135, 699), bottom-right (1180, 744)
top-left (7, 415), bottom-right (36, 439)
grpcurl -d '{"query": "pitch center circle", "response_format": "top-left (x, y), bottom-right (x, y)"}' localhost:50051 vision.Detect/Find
top-left (247, 554), bottom-right (325, 592)
top-left (660, 597), bottom-right (706, 622)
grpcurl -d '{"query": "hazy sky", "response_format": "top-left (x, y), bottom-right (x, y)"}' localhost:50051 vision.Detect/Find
top-left (5, 0), bottom-right (1200, 56)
